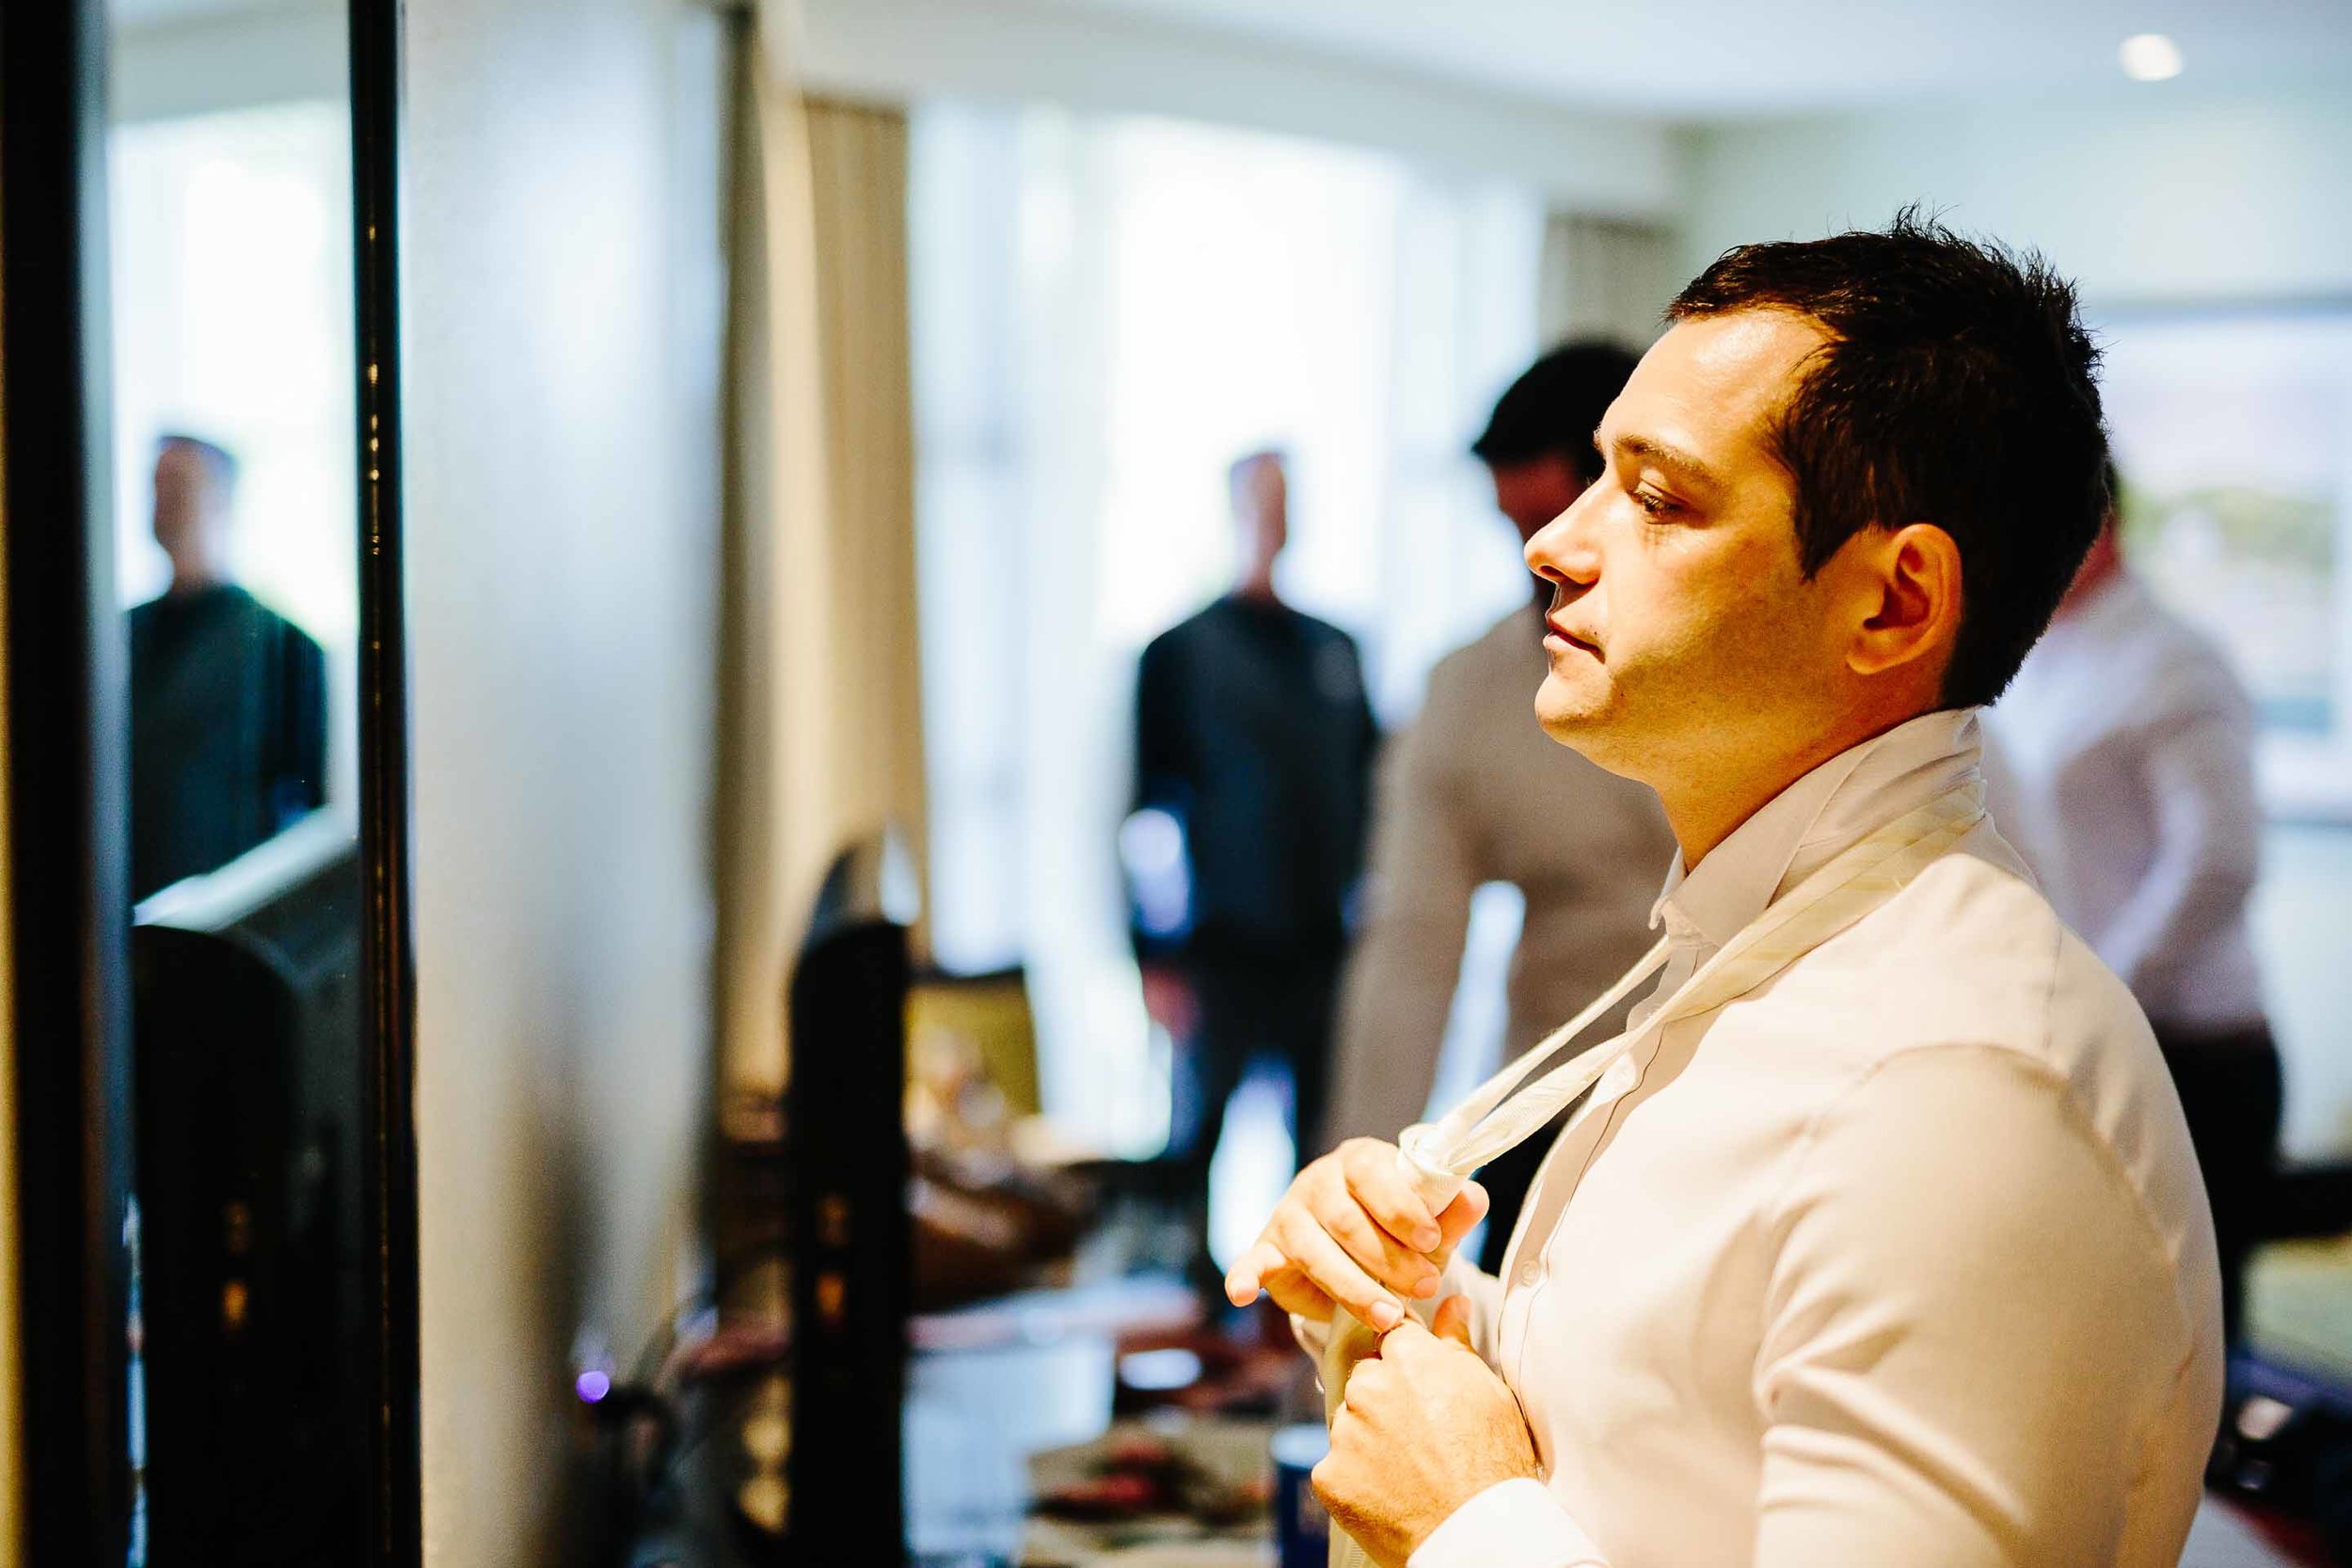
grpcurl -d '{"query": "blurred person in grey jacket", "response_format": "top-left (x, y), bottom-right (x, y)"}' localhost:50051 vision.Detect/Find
top-left (1325, 344), bottom-right (1675, 1270)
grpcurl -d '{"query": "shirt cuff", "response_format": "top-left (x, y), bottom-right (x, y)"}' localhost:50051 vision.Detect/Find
top-left (1407, 1478), bottom-right (1608, 1568)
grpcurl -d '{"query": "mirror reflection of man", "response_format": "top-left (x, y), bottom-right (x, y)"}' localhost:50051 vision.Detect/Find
top-left (1327, 345), bottom-right (1677, 1269)
top-left (1128, 451), bottom-right (1380, 1293)
top-left (130, 434), bottom-right (326, 900)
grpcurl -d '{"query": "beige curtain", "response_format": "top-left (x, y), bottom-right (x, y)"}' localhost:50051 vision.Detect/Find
top-left (1537, 212), bottom-right (1675, 351)
top-left (715, 5), bottom-right (925, 1097)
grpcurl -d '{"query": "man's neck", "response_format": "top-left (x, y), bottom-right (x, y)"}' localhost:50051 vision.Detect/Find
top-left (1233, 575), bottom-right (1281, 607)
top-left (1663, 705), bottom-right (1928, 869)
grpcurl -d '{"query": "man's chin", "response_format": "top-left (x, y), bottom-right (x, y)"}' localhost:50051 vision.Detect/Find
top-left (1537, 675), bottom-right (1659, 779)
top-left (1532, 677), bottom-right (1612, 748)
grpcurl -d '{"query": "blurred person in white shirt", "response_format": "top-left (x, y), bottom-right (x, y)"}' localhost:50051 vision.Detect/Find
top-left (1987, 476), bottom-right (2281, 1346)
top-left (1225, 213), bottom-right (2221, 1568)
top-left (1325, 343), bottom-right (1677, 1271)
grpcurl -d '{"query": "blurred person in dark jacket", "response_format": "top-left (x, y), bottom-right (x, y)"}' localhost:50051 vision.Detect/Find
top-left (1127, 450), bottom-right (1379, 1272)
top-left (1327, 344), bottom-right (1675, 1270)
top-left (130, 433), bottom-right (326, 900)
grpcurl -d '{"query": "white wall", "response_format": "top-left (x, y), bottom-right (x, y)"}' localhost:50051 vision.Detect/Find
top-left (403, 0), bottom-right (727, 1560)
top-left (1677, 91), bottom-right (2352, 305)
top-left (800, 0), bottom-right (1677, 218)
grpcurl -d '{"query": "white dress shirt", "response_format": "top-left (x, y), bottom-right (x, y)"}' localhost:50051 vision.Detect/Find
top-left (1984, 570), bottom-right (2265, 1033)
top-left (1327, 605), bottom-right (1676, 1148)
top-left (1359, 708), bottom-right (2220, 1568)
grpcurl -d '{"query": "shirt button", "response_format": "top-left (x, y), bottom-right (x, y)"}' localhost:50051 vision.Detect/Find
top-left (1518, 1261), bottom-right (1542, 1287)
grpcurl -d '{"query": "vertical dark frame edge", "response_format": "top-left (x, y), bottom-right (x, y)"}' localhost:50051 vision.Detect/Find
top-left (0, 0), bottom-right (135, 1561)
top-left (349, 0), bottom-right (422, 1560)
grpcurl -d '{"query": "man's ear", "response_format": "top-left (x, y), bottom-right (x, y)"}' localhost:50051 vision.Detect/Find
top-left (1848, 522), bottom-right (1962, 682)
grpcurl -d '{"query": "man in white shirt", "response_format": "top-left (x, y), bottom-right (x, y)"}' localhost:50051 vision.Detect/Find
top-left (1227, 213), bottom-right (2223, 1567)
top-left (1326, 344), bottom-right (1677, 1272)
top-left (1987, 496), bottom-right (2281, 1346)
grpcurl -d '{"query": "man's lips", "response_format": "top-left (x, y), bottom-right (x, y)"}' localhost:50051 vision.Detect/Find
top-left (1544, 617), bottom-right (1599, 656)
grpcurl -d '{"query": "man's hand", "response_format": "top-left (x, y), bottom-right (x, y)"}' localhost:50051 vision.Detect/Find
top-left (1313, 1300), bottom-right (1540, 1567)
top-left (1224, 1138), bottom-right (1487, 1328)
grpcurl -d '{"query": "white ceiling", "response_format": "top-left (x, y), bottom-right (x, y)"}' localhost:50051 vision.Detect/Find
top-left (1031, 0), bottom-right (2352, 115)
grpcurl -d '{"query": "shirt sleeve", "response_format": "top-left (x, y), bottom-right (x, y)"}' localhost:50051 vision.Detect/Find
top-left (2097, 703), bottom-right (2262, 1007)
top-left (1749, 1043), bottom-right (2204, 1566)
top-left (1324, 702), bottom-right (1481, 1148)
top-left (1410, 1479), bottom-right (1609, 1568)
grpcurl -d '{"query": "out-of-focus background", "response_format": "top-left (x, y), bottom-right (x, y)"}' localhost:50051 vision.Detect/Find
top-left (64, 0), bottom-right (2352, 1563)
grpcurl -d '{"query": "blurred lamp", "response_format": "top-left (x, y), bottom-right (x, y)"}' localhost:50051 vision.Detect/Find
top-left (2119, 34), bottom-right (2184, 82)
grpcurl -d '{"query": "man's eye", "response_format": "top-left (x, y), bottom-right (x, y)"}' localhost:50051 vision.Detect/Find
top-left (1630, 487), bottom-right (1679, 518)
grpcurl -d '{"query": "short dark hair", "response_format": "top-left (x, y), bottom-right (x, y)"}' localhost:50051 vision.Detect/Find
top-left (1471, 341), bottom-right (1641, 484)
top-left (157, 431), bottom-right (240, 492)
top-left (1666, 208), bottom-right (2107, 708)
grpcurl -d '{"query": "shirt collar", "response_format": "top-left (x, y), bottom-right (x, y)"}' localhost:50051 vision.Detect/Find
top-left (1650, 707), bottom-right (1987, 952)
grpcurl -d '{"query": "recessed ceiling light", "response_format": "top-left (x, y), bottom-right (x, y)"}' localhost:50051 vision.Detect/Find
top-left (2120, 33), bottom-right (2185, 82)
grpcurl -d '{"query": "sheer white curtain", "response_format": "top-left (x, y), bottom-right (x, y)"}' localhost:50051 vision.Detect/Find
top-left (911, 102), bottom-right (1542, 1153)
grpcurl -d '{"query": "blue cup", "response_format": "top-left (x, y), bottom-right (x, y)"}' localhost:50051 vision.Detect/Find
top-left (1270, 1422), bottom-right (1331, 1567)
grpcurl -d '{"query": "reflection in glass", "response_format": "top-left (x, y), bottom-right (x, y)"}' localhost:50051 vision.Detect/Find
top-left (107, 5), bottom-right (365, 1561)
top-left (114, 98), bottom-right (358, 899)
top-left (129, 432), bottom-right (327, 898)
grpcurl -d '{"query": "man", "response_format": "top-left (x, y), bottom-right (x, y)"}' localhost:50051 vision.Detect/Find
top-left (1228, 215), bottom-right (2221, 1566)
top-left (1988, 484), bottom-right (2281, 1347)
top-left (1327, 343), bottom-right (1677, 1271)
top-left (130, 433), bottom-right (326, 899)
top-left (1129, 451), bottom-right (1379, 1270)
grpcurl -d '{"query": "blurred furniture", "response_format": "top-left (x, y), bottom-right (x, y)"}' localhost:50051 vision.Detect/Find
top-left (910, 964), bottom-right (1042, 1121)
top-left (133, 821), bottom-right (369, 1562)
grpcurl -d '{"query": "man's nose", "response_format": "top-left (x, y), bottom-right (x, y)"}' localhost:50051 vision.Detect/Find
top-left (1525, 488), bottom-right (1600, 588)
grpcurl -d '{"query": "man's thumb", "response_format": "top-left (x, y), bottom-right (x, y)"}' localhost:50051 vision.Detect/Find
top-left (1432, 1294), bottom-right (1474, 1347)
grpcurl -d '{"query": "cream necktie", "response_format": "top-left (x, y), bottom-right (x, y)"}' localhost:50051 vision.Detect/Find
top-left (1322, 784), bottom-right (1986, 1568)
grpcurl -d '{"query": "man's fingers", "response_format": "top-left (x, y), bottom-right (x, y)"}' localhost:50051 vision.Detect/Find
top-left (1433, 1293), bottom-right (1475, 1347)
top-left (1261, 1266), bottom-right (1336, 1323)
top-left (1321, 1193), bottom-right (1444, 1299)
top-left (1339, 1140), bottom-right (1445, 1253)
top-left (1225, 1240), bottom-right (1284, 1307)
top-left (1438, 1181), bottom-right (1490, 1249)
top-left (1272, 1205), bottom-right (1407, 1330)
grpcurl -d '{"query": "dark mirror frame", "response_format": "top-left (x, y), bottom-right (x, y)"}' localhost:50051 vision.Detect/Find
top-left (0, 0), bottom-right (421, 1560)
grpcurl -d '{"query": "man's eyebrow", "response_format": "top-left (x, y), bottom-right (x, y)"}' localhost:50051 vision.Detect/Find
top-left (1609, 433), bottom-right (1727, 492)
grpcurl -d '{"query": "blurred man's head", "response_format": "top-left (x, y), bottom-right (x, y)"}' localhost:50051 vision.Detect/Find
top-left (2058, 459), bottom-right (2126, 616)
top-left (1522, 211), bottom-right (2106, 852)
top-left (152, 433), bottom-right (240, 592)
top-left (1472, 341), bottom-right (1642, 546)
top-left (1229, 449), bottom-right (1289, 600)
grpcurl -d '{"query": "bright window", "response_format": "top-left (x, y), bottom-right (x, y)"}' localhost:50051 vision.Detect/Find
top-left (912, 103), bottom-right (1543, 1167)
